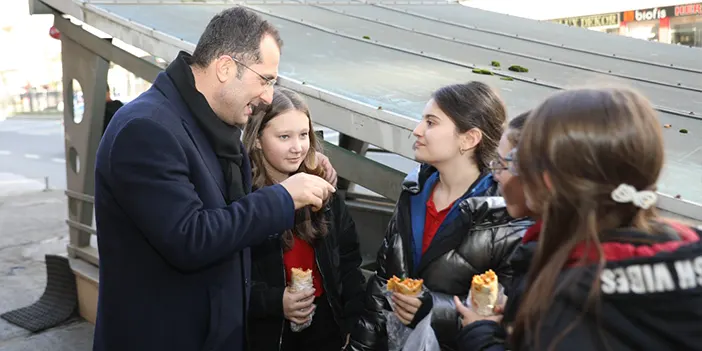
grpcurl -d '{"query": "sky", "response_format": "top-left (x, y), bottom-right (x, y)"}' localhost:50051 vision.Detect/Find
top-left (0, 0), bottom-right (150, 90)
top-left (461, 0), bottom-right (694, 20)
top-left (0, 0), bottom-right (60, 90)
top-left (0, 0), bottom-right (694, 86)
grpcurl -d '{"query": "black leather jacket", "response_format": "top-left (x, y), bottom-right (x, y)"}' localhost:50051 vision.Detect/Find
top-left (348, 165), bottom-right (531, 351)
top-left (247, 194), bottom-right (366, 351)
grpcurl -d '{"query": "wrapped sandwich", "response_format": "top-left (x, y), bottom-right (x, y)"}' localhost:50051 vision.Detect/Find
top-left (290, 267), bottom-right (313, 293)
top-left (470, 269), bottom-right (498, 316)
top-left (387, 275), bottom-right (424, 297)
top-left (289, 267), bottom-right (315, 332)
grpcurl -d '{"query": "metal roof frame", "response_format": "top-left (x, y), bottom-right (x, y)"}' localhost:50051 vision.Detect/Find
top-left (31, 0), bottom-right (702, 221)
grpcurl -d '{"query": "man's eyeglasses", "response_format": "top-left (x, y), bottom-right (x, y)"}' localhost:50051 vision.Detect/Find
top-left (488, 148), bottom-right (518, 176)
top-left (228, 56), bottom-right (276, 89)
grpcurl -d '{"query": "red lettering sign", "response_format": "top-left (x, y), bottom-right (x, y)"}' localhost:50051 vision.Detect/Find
top-left (675, 3), bottom-right (702, 16)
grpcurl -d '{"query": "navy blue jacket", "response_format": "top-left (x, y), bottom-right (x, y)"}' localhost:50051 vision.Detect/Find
top-left (92, 71), bottom-right (295, 351)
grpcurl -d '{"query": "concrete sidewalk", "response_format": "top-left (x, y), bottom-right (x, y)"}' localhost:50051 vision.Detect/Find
top-left (0, 190), bottom-right (93, 351)
top-left (3, 113), bottom-right (63, 121)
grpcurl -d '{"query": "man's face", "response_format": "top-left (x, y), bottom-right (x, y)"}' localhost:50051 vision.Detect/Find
top-left (216, 34), bottom-right (280, 126)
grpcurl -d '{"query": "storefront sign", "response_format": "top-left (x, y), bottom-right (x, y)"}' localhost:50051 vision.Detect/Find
top-left (552, 13), bottom-right (620, 28)
top-left (623, 4), bottom-right (702, 22)
top-left (675, 3), bottom-right (702, 16)
top-left (624, 7), bottom-right (671, 22)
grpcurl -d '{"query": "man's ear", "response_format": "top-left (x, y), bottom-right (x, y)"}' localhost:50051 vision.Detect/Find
top-left (460, 128), bottom-right (483, 152)
top-left (215, 56), bottom-right (232, 83)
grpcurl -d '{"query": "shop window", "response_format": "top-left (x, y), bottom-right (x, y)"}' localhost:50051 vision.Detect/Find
top-left (671, 21), bottom-right (702, 47)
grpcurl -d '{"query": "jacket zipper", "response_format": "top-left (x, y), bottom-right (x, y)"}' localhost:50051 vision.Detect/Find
top-left (278, 244), bottom-right (286, 351)
top-left (397, 192), bottom-right (415, 274)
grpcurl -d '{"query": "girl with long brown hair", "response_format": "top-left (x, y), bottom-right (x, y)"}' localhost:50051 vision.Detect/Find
top-left (348, 82), bottom-right (529, 351)
top-left (454, 111), bottom-right (539, 349)
top-left (245, 87), bottom-right (365, 351)
top-left (457, 87), bottom-right (702, 350)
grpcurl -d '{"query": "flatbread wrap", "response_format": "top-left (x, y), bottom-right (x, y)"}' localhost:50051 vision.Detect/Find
top-left (387, 275), bottom-right (423, 296)
top-left (289, 267), bottom-right (315, 332)
top-left (470, 269), bottom-right (498, 316)
top-left (290, 267), bottom-right (313, 293)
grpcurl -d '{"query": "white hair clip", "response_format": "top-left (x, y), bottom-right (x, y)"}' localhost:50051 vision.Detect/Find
top-left (611, 184), bottom-right (658, 210)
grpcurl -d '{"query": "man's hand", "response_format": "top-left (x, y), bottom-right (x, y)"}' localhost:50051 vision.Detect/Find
top-left (283, 287), bottom-right (316, 325)
top-left (392, 292), bottom-right (422, 325)
top-left (280, 173), bottom-right (336, 211)
top-left (315, 151), bottom-right (338, 188)
top-left (453, 296), bottom-right (503, 328)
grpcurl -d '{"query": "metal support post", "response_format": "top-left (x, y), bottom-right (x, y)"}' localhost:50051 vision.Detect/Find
top-left (336, 134), bottom-right (370, 196)
top-left (59, 15), bottom-right (109, 264)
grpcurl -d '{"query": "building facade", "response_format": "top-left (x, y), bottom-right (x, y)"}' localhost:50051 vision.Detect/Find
top-left (550, 2), bottom-right (702, 47)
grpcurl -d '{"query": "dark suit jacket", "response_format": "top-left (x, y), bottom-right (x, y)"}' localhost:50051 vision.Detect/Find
top-left (92, 71), bottom-right (295, 351)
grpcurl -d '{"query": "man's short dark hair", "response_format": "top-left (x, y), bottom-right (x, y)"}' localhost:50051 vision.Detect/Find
top-left (191, 7), bottom-right (283, 72)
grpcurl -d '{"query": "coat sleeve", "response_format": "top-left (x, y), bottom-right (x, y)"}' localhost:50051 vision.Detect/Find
top-left (334, 196), bottom-right (368, 336)
top-left (456, 297), bottom-right (608, 351)
top-left (107, 117), bottom-right (295, 272)
top-left (457, 320), bottom-right (508, 351)
top-left (521, 296), bottom-right (612, 351)
top-left (490, 225), bottom-right (525, 288)
top-left (347, 209), bottom-right (399, 351)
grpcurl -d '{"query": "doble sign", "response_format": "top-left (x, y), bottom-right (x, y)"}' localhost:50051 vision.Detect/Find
top-left (675, 3), bottom-right (702, 16)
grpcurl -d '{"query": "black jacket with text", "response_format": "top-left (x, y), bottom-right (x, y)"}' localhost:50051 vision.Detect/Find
top-left (458, 222), bottom-right (702, 351)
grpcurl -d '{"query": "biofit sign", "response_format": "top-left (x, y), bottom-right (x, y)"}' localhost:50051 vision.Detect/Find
top-left (623, 3), bottom-right (701, 22)
top-left (635, 8), bottom-right (668, 21)
top-left (623, 7), bottom-right (670, 22)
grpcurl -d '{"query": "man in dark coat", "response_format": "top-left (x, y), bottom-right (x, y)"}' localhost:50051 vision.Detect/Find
top-left (92, 7), bottom-right (336, 351)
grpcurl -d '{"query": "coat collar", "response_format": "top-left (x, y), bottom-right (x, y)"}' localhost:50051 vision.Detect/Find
top-left (152, 71), bottom-right (228, 198)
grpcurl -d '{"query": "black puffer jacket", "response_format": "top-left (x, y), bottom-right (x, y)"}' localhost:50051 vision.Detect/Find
top-left (348, 165), bottom-right (531, 351)
top-left (248, 194), bottom-right (366, 350)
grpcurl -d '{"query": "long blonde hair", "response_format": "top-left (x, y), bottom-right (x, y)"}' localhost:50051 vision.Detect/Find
top-left (242, 87), bottom-right (328, 250)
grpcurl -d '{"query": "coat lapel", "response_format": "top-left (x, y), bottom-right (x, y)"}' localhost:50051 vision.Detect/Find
top-left (241, 143), bottom-right (252, 193)
top-left (152, 72), bottom-right (228, 200)
top-left (181, 119), bottom-right (227, 199)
